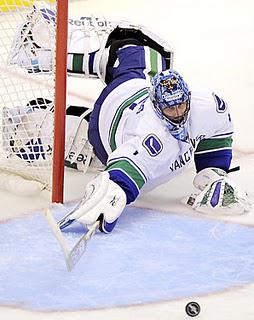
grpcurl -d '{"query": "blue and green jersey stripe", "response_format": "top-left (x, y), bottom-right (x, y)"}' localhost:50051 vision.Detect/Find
top-left (195, 136), bottom-right (233, 154)
top-left (148, 48), bottom-right (159, 77)
top-left (106, 158), bottom-right (146, 190)
top-left (108, 88), bottom-right (149, 151)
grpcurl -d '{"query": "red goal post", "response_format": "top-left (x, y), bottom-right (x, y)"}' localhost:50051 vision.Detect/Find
top-left (52, 0), bottom-right (68, 203)
top-left (0, 0), bottom-right (68, 203)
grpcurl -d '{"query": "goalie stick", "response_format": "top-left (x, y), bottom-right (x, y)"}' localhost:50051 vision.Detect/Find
top-left (44, 207), bottom-right (99, 271)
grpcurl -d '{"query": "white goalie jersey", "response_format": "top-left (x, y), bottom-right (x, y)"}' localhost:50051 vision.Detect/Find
top-left (98, 85), bottom-right (234, 192)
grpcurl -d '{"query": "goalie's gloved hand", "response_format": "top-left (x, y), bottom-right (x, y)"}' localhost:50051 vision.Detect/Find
top-left (189, 167), bottom-right (251, 215)
top-left (59, 171), bottom-right (127, 233)
top-left (193, 167), bottom-right (228, 191)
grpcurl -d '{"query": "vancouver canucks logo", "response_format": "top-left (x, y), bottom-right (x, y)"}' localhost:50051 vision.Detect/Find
top-left (142, 134), bottom-right (163, 157)
top-left (213, 92), bottom-right (227, 113)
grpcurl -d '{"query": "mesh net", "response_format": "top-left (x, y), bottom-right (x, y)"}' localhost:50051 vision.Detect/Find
top-left (0, 0), bottom-right (57, 189)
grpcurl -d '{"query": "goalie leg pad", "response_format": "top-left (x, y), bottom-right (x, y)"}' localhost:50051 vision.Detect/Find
top-left (8, 5), bottom-right (55, 73)
top-left (65, 105), bottom-right (94, 172)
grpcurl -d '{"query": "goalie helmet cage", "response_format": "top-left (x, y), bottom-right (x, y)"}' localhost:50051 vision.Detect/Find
top-left (0, 0), bottom-right (68, 203)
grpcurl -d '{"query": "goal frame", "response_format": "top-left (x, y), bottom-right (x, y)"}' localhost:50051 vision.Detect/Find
top-left (52, 0), bottom-right (68, 203)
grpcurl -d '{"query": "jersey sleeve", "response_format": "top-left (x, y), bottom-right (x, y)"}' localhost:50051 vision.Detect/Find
top-left (194, 92), bottom-right (233, 172)
top-left (105, 132), bottom-right (175, 204)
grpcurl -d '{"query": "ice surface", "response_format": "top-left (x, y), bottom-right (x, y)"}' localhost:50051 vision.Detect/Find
top-left (1, 207), bottom-right (254, 311)
top-left (0, 0), bottom-right (254, 319)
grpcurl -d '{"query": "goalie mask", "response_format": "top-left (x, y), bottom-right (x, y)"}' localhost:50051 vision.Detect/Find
top-left (150, 70), bottom-right (190, 142)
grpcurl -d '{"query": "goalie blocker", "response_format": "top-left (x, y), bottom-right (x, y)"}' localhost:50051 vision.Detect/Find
top-left (58, 171), bottom-right (127, 233)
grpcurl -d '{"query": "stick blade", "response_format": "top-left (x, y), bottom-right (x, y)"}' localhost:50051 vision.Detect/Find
top-left (68, 221), bottom-right (100, 270)
top-left (44, 208), bottom-right (73, 271)
top-left (68, 236), bottom-right (88, 270)
top-left (44, 207), bottom-right (99, 272)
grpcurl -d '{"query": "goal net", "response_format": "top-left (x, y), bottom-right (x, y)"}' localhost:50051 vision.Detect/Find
top-left (0, 0), bottom-right (67, 202)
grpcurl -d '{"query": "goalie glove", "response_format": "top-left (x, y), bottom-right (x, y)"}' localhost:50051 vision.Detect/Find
top-left (187, 168), bottom-right (251, 215)
top-left (58, 171), bottom-right (127, 233)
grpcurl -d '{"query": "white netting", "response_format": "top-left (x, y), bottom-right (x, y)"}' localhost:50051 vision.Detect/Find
top-left (0, 0), bottom-right (57, 190)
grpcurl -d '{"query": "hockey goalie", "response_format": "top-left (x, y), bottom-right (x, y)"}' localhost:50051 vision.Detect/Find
top-left (4, 4), bottom-right (251, 233)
